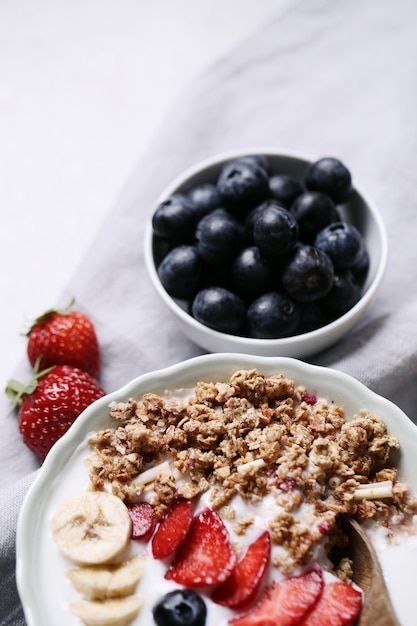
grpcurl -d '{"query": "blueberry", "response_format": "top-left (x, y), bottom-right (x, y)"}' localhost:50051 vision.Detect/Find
top-left (233, 154), bottom-right (271, 174)
top-left (291, 191), bottom-right (339, 243)
top-left (217, 161), bottom-right (270, 213)
top-left (191, 287), bottom-right (246, 335)
top-left (196, 208), bottom-right (245, 266)
top-left (230, 246), bottom-right (275, 300)
top-left (282, 244), bottom-right (334, 303)
top-left (321, 270), bottom-right (362, 319)
top-left (297, 301), bottom-right (329, 334)
top-left (153, 589), bottom-right (207, 626)
top-left (158, 245), bottom-right (202, 300)
top-left (152, 194), bottom-right (196, 244)
top-left (253, 201), bottom-right (298, 261)
top-left (305, 157), bottom-right (352, 204)
top-left (269, 174), bottom-right (304, 208)
top-left (350, 246), bottom-right (370, 286)
top-left (247, 291), bottom-right (301, 338)
top-left (314, 222), bottom-right (365, 270)
top-left (187, 183), bottom-right (220, 221)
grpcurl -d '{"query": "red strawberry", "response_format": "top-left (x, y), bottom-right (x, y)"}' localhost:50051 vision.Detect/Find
top-left (165, 507), bottom-right (237, 587)
top-left (151, 500), bottom-right (193, 559)
top-left (6, 365), bottom-right (105, 459)
top-left (229, 569), bottom-right (323, 626)
top-left (212, 530), bottom-right (271, 609)
top-left (299, 579), bottom-right (362, 626)
top-left (26, 301), bottom-right (100, 377)
top-left (127, 502), bottom-right (157, 540)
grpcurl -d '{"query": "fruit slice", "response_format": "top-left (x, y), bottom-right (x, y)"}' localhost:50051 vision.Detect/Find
top-left (67, 556), bottom-right (144, 600)
top-left (212, 530), bottom-right (271, 609)
top-left (299, 579), bottom-right (362, 626)
top-left (69, 595), bottom-right (142, 626)
top-left (165, 507), bottom-right (237, 587)
top-left (127, 501), bottom-right (157, 541)
top-left (51, 491), bottom-right (131, 565)
top-left (151, 500), bottom-right (193, 559)
top-left (229, 568), bottom-right (323, 626)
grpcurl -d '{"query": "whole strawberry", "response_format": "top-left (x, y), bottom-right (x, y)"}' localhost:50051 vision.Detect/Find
top-left (26, 301), bottom-right (100, 378)
top-left (6, 365), bottom-right (105, 459)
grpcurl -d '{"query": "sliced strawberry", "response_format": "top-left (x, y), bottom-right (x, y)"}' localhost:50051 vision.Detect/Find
top-left (165, 507), bottom-right (237, 587)
top-left (127, 501), bottom-right (157, 540)
top-left (229, 569), bottom-right (323, 626)
top-left (151, 500), bottom-right (193, 559)
top-left (212, 530), bottom-right (271, 609)
top-left (299, 579), bottom-right (362, 626)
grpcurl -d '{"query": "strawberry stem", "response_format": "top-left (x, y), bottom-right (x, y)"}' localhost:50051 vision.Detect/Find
top-left (5, 357), bottom-right (56, 412)
top-left (25, 297), bottom-right (76, 335)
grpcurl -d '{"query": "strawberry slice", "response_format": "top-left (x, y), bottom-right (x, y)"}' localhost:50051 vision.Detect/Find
top-left (165, 507), bottom-right (237, 587)
top-left (229, 569), bottom-right (323, 626)
top-left (212, 530), bottom-right (271, 609)
top-left (299, 579), bottom-right (362, 626)
top-left (127, 501), bottom-right (157, 540)
top-left (151, 500), bottom-right (193, 559)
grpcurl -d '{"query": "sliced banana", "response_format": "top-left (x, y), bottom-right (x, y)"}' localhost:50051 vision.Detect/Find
top-left (69, 595), bottom-right (142, 626)
top-left (51, 491), bottom-right (132, 565)
top-left (67, 555), bottom-right (144, 600)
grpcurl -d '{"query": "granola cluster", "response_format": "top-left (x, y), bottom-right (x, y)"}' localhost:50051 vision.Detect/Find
top-left (88, 369), bottom-right (417, 573)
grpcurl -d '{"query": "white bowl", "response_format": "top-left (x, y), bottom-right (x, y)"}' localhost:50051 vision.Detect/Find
top-left (144, 148), bottom-right (388, 358)
top-left (16, 354), bottom-right (417, 626)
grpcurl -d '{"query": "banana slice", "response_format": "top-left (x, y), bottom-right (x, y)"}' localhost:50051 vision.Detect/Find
top-left (51, 491), bottom-right (132, 564)
top-left (67, 555), bottom-right (144, 600)
top-left (69, 595), bottom-right (142, 626)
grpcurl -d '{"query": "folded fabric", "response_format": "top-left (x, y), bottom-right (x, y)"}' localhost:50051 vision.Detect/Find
top-left (3, 0), bottom-right (417, 623)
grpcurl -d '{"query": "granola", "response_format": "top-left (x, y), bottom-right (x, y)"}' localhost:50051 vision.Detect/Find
top-left (88, 368), bottom-right (417, 574)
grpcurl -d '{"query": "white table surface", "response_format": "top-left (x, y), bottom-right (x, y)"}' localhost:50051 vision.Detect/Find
top-left (0, 0), bottom-right (291, 390)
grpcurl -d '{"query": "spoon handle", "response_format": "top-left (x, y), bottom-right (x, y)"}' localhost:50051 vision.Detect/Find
top-left (343, 518), bottom-right (401, 626)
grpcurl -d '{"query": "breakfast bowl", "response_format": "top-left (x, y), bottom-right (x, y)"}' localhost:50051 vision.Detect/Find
top-left (144, 148), bottom-right (388, 358)
top-left (16, 353), bottom-right (417, 626)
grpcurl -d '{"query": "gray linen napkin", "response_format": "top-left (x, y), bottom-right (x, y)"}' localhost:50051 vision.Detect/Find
top-left (3, 0), bottom-right (417, 623)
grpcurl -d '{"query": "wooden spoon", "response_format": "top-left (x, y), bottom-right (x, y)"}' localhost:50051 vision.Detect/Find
top-left (342, 517), bottom-right (401, 626)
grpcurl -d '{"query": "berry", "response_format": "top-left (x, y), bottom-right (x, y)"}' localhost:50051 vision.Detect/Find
top-left (153, 589), bottom-right (206, 626)
top-left (165, 507), bottom-right (237, 587)
top-left (158, 245), bottom-right (202, 299)
top-left (26, 302), bottom-right (100, 378)
top-left (253, 201), bottom-right (298, 260)
top-left (212, 531), bottom-right (271, 609)
top-left (127, 501), bottom-right (157, 541)
top-left (305, 157), bottom-right (352, 204)
top-left (152, 500), bottom-right (193, 559)
top-left (217, 161), bottom-right (269, 213)
top-left (269, 173), bottom-right (304, 208)
top-left (233, 154), bottom-right (271, 174)
top-left (291, 191), bottom-right (339, 243)
top-left (187, 183), bottom-right (220, 221)
top-left (282, 245), bottom-right (334, 303)
top-left (192, 287), bottom-right (246, 335)
top-left (196, 208), bottom-right (245, 266)
top-left (229, 568), bottom-right (323, 626)
top-left (247, 292), bottom-right (300, 339)
top-left (300, 579), bottom-right (362, 626)
top-left (321, 270), bottom-right (362, 319)
top-left (230, 247), bottom-right (275, 301)
top-left (350, 245), bottom-right (370, 286)
top-left (152, 194), bottom-right (196, 244)
top-left (314, 222), bottom-right (365, 270)
top-left (6, 365), bottom-right (105, 459)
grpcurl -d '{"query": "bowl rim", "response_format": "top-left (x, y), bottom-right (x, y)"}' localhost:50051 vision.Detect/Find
top-left (144, 146), bottom-right (388, 348)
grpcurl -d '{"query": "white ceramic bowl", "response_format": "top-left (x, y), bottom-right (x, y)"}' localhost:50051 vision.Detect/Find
top-left (16, 354), bottom-right (417, 626)
top-left (144, 148), bottom-right (388, 358)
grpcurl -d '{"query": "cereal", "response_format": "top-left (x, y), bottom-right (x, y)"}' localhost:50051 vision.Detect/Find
top-left (88, 369), bottom-right (417, 574)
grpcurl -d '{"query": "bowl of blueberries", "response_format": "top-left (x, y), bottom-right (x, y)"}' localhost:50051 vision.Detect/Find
top-left (144, 148), bottom-right (388, 358)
